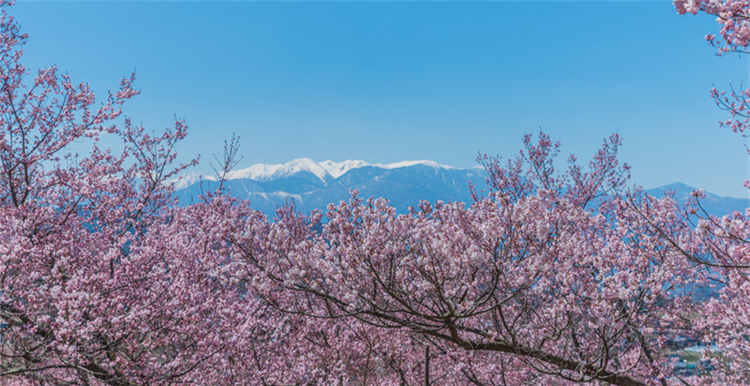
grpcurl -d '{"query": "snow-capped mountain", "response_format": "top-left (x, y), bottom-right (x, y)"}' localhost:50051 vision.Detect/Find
top-left (174, 159), bottom-right (749, 218)
top-left (174, 158), bottom-right (459, 189)
top-left (222, 158), bottom-right (457, 183)
top-left (224, 158), bottom-right (331, 182)
top-left (175, 158), bottom-right (482, 214)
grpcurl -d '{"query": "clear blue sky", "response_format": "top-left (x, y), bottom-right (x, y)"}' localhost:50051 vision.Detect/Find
top-left (12, 0), bottom-right (750, 197)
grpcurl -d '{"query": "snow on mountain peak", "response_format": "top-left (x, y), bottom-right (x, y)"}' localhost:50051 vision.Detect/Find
top-left (226, 158), bottom-right (328, 182)
top-left (170, 172), bottom-right (208, 190)
top-left (223, 158), bottom-right (457, 182)
top-left (377, 160), bottom-right (454, 170)
top-left (319, 159), bottom-right (371, 178)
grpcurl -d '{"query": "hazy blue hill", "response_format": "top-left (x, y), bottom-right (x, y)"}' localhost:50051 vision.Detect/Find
top-left (646, 182), bottom-right (749, 217)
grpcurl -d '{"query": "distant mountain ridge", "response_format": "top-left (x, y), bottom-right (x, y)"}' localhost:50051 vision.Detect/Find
top-left (176, 158), bottom-right (483, 215)
top-left (175, 159), bottom-right (749, 218)
top-left (175, 158), bottom-right (461, 189)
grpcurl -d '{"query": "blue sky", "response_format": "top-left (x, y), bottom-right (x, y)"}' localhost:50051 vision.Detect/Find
top-left (12, 1), bottom-right (750, 197)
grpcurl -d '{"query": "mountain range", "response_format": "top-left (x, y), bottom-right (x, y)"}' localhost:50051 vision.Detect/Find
top-left (175, 158), bottom-right (749, 218)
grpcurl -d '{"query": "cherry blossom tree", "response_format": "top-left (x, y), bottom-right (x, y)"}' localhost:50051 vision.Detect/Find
top-left (674, 0), bottom-right (750, 135)
top-left (0, 4), bottom-right (472, 384)
top-left (236, 132), bottom-right (702, 386)
top-left (652, 2), bottom-right (750, 384)
top-left (0, 1), bottom-right (276, 384)
top-left (673, 0), bottom-right (750, 55)
top-left (0, 0), bottom-right (737, 384)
